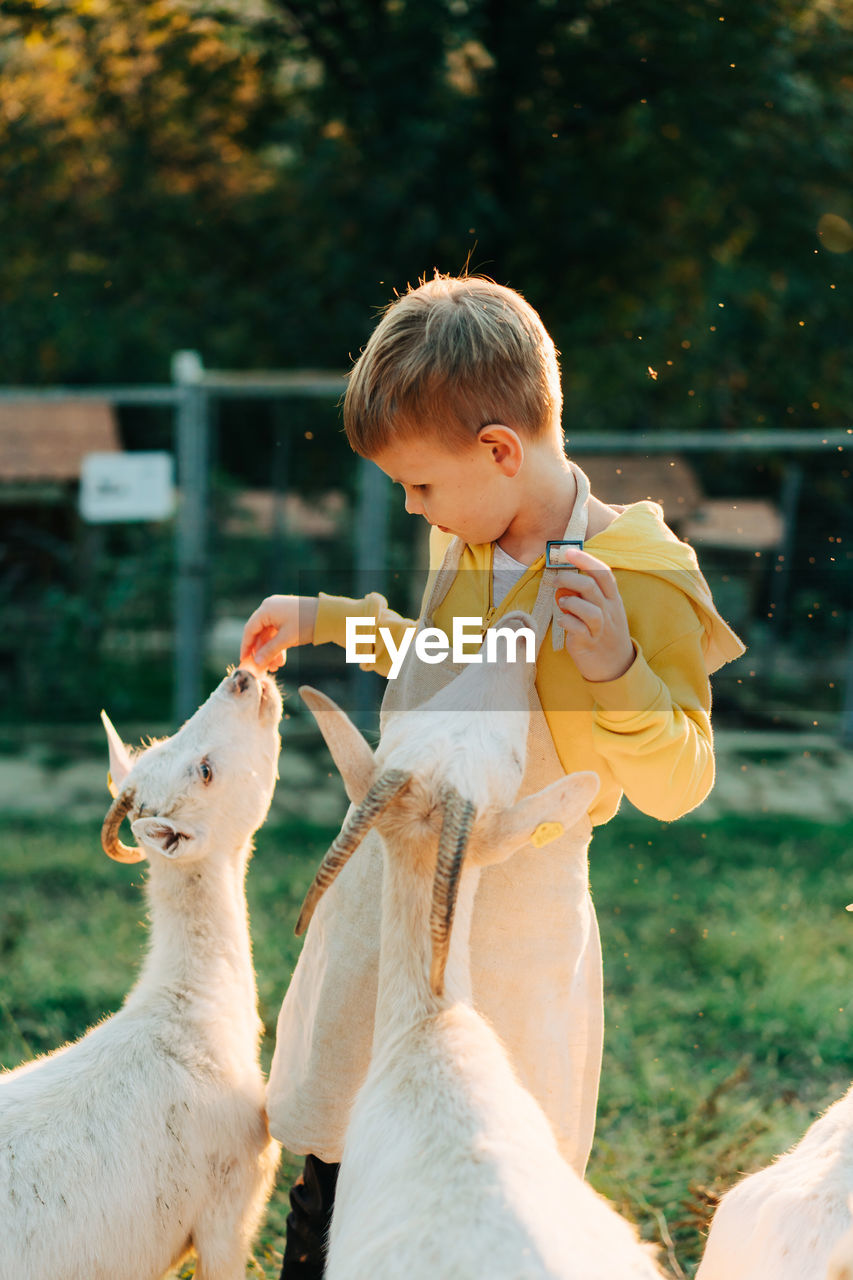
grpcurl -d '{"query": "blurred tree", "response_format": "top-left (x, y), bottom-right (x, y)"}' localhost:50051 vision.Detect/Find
top-left (0, 0), bottom-right (851, 436)
top-left (0, 0), bottom-right (284, 379)
top-left (2, 0), bottom-right (852, 722)
top-left (266, 0), bottom-right (853, 436)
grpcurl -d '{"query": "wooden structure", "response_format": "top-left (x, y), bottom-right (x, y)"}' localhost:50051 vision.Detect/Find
top-left (0, 401), bottom-right (119, 489)
top-left (572, 452), bottom-right (783, 551)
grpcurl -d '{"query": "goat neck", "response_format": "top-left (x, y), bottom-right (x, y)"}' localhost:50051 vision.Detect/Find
top-left (108, 666), bottom-right (282, 1039)
top-left (140, 845), bottom-right (256, 989)
top-left (372, 814), bottom-right (481, 1051)
top-left (121, 846), bottom-right (262, 1071)
top-left (373, 626), bottom-right (535, 1046)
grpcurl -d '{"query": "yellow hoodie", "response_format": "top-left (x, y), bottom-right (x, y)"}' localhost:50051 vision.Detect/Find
top-left (313, 501), bottom-right (745, 825)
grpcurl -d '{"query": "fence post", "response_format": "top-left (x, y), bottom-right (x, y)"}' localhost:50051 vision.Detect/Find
top-left (351, 456), bottom-right (391, 728)
top-left (774, 460), bottom-right (803, 634)
top-left (172, 351), bottom-right (209, 724)
top-left (843, 622), bottom-right (853, 748)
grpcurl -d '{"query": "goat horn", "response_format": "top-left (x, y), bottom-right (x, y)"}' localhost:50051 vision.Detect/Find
top-left (101, 788), bottom-right (145, 864)
top-left (429, 787), bottom-right (476, 998)
top-left (295, 769), bottom-right (410, 937)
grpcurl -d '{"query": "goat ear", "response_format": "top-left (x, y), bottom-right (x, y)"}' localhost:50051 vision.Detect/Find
top-left (130, 816), bottom-right (200, 861)
top-left (474, 771), bottom-right (600, 867)
top-left (299, 685), bottom-right (375, 804)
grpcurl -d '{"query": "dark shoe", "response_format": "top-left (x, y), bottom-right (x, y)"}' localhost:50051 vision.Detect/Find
top-left (279, 1154), bottom-right (340, 1280)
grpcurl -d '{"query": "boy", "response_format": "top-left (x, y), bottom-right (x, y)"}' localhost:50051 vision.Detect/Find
top-left (241, 275), bottom-right (744, 1279)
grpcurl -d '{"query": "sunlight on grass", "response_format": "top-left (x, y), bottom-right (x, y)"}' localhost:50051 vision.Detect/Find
top-left (2, 810), bottom-right (853, 1277)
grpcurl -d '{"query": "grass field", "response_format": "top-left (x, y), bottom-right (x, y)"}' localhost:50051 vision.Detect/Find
top-left (3, 805), bottom-right (853, 1277)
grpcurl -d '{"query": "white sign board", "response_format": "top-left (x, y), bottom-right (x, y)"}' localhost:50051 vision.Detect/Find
top-left (79, 451), bottom-right (176, 523)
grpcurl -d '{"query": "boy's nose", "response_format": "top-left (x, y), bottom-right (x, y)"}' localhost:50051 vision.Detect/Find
top-left (404, 491), bottom-right (423, 516)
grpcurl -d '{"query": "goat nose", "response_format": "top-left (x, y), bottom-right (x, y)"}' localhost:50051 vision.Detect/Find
top-left (231, 669), bottom-right (252, 694)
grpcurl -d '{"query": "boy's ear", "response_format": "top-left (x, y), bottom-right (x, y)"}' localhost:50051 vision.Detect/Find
top-left (299, 686), bottom-right (376, 804)
top-left (101, 710), bottom-right (135, 797)
top-left (476, 424), bottom-right (523, 477)
top-left (130, 816), bottom-right (202, 861)
top-left (474, 771), bottom-right (600, 867)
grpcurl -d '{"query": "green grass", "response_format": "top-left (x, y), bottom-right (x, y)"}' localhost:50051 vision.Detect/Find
top-left (3, 809), bottom-right (853, 1277)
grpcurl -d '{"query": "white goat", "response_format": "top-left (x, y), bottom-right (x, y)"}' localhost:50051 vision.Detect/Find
top-left (295, 623), bottom-right (665, 1280)
top-left (698, 1085), bottom-right (853, 1280)
top-left (827, 1198), bottom-right (853, 1280)
top-left (0, 667), bottom-right (281, 1280)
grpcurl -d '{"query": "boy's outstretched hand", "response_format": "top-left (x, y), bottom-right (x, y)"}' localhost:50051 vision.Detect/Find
top-left (240, 595), bottom-right (318, 673)
top-left (552, 547), bottom-right (635, 683)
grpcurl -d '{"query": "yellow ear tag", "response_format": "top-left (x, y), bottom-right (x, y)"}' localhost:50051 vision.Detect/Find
top-left (107, 771), bottom-right (118, 799)
top-left (530, 822), bottom-right (563, 848)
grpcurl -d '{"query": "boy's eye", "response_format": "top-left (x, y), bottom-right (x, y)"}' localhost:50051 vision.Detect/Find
top-left (413, 484), bottom-right (429, 492)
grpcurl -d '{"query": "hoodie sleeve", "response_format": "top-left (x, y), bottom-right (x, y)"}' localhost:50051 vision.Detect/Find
top-left (311, 526), bottom-right (452, 679)
top-left (313, 591), bottom-right (416, 679)
top-left (585, 619), bottom-right (715, 821)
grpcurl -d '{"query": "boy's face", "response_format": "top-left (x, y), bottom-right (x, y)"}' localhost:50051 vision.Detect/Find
top-left (371, 432), bottom-right (516, 545)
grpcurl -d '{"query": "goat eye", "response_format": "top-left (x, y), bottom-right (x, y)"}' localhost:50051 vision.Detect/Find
top-left (199, 760), bottom-right (213, 784)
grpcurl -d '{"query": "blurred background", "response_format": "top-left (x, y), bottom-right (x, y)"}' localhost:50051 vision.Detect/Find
top-left (1, 0), bottom-right (852, 741)
top-left (3, 6), bottom-right (853, 1273)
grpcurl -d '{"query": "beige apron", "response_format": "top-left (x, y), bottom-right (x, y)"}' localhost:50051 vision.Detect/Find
top-left (267, 470), bottom-right (603, 1176)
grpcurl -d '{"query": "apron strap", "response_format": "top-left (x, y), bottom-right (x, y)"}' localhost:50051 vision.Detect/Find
top-left (421, 534), bottom-right (465, 621)
top-left (530, 461), bottom-right (591, 654)
top-left (421, 460), bottom-right (591, 654)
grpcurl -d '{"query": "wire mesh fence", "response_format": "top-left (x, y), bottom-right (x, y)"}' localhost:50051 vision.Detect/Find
top-left (1, 360), bottom-right (851, 744)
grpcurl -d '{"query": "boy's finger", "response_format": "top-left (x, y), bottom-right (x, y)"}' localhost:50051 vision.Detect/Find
top-left (556, 588), bottom-right (596, 612)
top-left (240, 620), bottom-right (265, 660)
top-left (241, 623), bottom-right (275, 660)
top-left (554, 575), bottom-right (606, 607)
top-left (257, 649), bottom-right (287, 672)
top-left (252, 648), bottom-right (287, 673)
top-left (551, 547), bottom-right (618, 595)
top-left (554, 545), bottom-right (607, 570)
top-left (555, 595), bottom-right (600, 636)
top-left (253, 633), bottom-right (287, 668)
top-left (554, 610), bottom-right (597, 646)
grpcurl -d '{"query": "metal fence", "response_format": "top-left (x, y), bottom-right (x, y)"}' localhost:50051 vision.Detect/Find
top-left (2, 357), bottom-right (851, 739)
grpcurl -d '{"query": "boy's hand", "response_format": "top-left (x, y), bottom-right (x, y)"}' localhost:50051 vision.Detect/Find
top-left (240, 595), bottom-right (319, 672)
top-left (552, 548), bottom-right (635, 683)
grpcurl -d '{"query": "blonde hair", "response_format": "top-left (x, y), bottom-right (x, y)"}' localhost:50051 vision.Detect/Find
top-left (343, 275), bottom-right (563, 455)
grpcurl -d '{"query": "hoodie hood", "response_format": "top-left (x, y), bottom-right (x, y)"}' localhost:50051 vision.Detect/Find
top-left (588, 500), bottom-right (746, 674)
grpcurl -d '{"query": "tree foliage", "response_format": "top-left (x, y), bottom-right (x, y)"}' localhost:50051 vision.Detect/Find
top-left (1, 0), bottom-right (852, 436)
